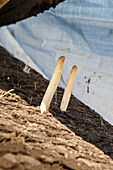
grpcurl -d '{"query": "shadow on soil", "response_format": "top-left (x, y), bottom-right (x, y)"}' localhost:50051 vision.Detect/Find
top-left (0, 46), bottom-right (113, 160)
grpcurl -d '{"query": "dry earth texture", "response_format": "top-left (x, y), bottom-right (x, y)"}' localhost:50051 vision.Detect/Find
top-left (0, 46), bottom-right (113, 170)
top-left (0, 0), bottom-right (65, 26)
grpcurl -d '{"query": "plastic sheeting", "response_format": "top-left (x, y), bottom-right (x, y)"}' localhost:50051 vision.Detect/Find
top-left (0, 0), bottom-right (113, 125)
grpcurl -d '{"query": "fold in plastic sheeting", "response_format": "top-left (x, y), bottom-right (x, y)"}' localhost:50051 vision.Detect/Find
top-left (0, 27), bottom-right (47, 78)
top-left (0, 0), bottom-right (113, 125)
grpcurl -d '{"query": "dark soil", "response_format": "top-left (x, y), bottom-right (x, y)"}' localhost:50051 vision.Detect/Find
top-left (0, 45), bottom-right (113, 170)
top-left (0, 0), bottom-right (64, 27)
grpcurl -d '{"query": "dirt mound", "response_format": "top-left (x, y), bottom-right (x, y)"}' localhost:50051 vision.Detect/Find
top-left (0, 45), bottom-right (113, 169)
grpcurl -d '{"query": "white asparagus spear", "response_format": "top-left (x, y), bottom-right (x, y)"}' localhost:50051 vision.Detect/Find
top-left (40, 56), bottom-right (65, 114)
top-left (60, 65), bottom-right (77, 112)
